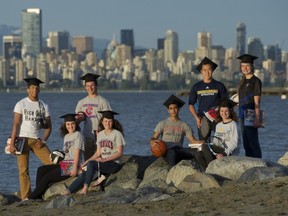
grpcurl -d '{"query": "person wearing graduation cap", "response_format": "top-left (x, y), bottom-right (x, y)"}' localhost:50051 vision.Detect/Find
top-left (150, 95), bottom-right (203, 168)
top-left (8, 77), bottom-right (53, 200)
top-left (75, 73), bottom-right (112, 161)
top-left (195, 99), bottom-right (241, 171)
top-left (237, 54), bottom-right (262, 158)
top-left (188, 57), bottom-right (229, 142)
top-left (64, 110), bottom-right (125, 195)
top-left (24, 113), bottom-right (85, 200)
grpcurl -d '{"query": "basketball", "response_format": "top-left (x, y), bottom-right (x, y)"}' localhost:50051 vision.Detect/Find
top-left (150, 140), bottom-right (167, 158)
top-left (50, 150), bottom-right (65, 164)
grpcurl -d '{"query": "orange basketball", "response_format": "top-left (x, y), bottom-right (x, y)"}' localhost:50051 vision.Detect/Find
top-left (151, 140), bottom-right (167, 158)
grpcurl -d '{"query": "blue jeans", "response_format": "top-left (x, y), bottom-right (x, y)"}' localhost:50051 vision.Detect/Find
top-left (67, 160), bottom-right (122, 193)
top-left (240, 119), bottom-right (262, 158)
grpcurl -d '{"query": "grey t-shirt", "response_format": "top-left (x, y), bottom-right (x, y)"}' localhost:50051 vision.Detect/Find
top-left (154, 118), bottom-right (194, 148)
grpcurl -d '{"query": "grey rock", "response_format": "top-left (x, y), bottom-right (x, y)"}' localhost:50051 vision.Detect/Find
top-left (166, 160), bottom-right (198, 187)
top-left (277, 152), bottom-right (288, 166)
top-left (177, 172), bottom-right (220, 193)
top-left (45, 196), bottom-right (76, 209)
top-left (205, 156), bottom-right (267, 180)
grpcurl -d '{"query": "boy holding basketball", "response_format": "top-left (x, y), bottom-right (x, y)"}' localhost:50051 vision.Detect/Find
top-left (150, 95), bottom-right (203, 168)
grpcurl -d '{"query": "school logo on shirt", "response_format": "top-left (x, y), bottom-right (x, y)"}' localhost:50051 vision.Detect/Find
top-left (82, 103), bottom-right (98, 118)
top-left (197, 89), bottom-right (218, 96)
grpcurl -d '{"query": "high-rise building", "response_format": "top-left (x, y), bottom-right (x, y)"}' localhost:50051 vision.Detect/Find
top-left (164, 30), bottom-right (179, 63)
top-left (247, 37), bottom-right (264, 69)
top-left (47, 31), bottom-right (70, 54)
top-left (197, 32), bottom-right (212, 49)
top-left (157, 38), bottom-right (165, 50)
top-left (236, 22), bottom-right (246, 55)
top-left (21, 8), bottom-right (42, 57)
top-left (72, 36), bottom-right (94, 54)
top-left (3, 35), bottom-right (22, 59)
top-left (120, 29), bottom-right (134, 57)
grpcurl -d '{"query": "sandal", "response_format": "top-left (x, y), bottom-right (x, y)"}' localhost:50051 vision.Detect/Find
top-left (91, 174), bottom-right (106, 187)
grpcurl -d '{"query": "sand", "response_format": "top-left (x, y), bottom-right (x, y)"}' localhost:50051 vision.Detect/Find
top-left (1, 176), bottom-right (288, 216)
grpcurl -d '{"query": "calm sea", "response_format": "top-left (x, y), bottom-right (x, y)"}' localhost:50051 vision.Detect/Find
top-left (0, 90), bottom-right (287, 194)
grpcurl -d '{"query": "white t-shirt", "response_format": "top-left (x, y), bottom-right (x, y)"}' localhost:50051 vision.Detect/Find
top-left (96, 129), bottom-right (125, 161)
top-left (75, 95), bottom-right (111, 139)
top-left (14, 97), bottom-right (50, 138)
top-left (63, 131), bottom-right (85, 164)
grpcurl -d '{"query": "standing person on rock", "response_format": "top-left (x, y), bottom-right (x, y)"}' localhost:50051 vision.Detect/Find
top-left (188, 57), bottom-right (229, 142)
top-left (75, 73), bottom-right (112, 160)
top-left (237, 54), bottom-right (262, 158)
top-left (9, 78), bottom-right (53, 200)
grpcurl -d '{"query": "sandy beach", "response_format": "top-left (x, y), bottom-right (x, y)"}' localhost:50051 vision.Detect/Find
top-left (1, 175), bottom-right (288, 216)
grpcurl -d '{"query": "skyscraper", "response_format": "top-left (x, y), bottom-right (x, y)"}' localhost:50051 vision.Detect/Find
top-left (47, 31), bottom-right (70, 54)
top-left (164, 30), bottom-right (179, 63)
top-left (21, 8), bottom-right (42, 57)
top-left (120, 29), bottom-right (134, 57)
top-left (3, 35), bottom-right (22, 59)
top-left (247, 37), bottom-right (264, 69)
top-left (197, 32), bottom-right (212, 49)
top-left (236, 22), bottom-right (246, 55)
top-left (72, 36), bottom-right (94, 54)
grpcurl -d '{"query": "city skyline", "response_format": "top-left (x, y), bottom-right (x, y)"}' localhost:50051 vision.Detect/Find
top-left (0, 0), bottom-right (287, 52)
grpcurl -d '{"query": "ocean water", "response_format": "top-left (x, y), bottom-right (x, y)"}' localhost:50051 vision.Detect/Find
top-left (0, 90), bottom-right (287, 194)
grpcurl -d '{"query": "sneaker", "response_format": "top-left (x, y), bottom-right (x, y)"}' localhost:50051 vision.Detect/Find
top-left (91, 174), bottom-right (106, 187)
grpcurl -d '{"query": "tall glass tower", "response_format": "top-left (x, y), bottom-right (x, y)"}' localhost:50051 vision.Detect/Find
top-left (236, 22), bottom-right (246, 55)
top-left (120, 29), bottom-right (134, 57)
top-left (21, 8), bottom-right (42, 57)
top-left (164, 30), bottom-right (179, 63)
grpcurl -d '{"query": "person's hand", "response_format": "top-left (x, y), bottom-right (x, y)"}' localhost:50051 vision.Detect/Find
top-left (69, 168), bottom-right (78, 177)
top-left (36, 139), bottom-right (45, 149)
top-left (254, 118), bottom-right (261, 128)
top-left (9, 144), bottom-right (17, 155)
top-left (216, 154), bottom-right (224, 159)
top-left (196, 117), bottom-right (201, 129)
top-left (150, 139), bottom-right (160, 147)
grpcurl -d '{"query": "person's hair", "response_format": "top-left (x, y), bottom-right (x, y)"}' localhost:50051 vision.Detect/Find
top-left (60, 121), bottom-right (81, 137)
top-left (215, 107), bottom-right (238, 123)
top-left (98, 117), bottom-right (124, 136)
top-left (237, 63), bottom-right (254, 93)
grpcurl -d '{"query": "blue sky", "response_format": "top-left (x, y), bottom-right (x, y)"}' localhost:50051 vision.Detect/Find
top-left (1, 0), bottom-right (288, 51)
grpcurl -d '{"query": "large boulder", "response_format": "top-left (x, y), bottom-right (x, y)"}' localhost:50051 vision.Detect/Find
top-left (166, 160), bottom-right (198, 187)
top-left (277, 152), bottom-right (288, 166)
top-left (177, 172), bottom-right (220, 193)
top-left (205, 156), bottom-right (267, 180)
top-left (138, 157), bottom-right (169, 189)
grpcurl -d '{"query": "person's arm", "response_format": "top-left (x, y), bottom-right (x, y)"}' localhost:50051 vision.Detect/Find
top-left (253, 95), bottom-right (261, 128)
top-left (187, 134), bottom-right (203, 144)
top-left (70, 148), bottom-right (81, 177)
top-left (223, 122), bottom-right (239, 156)
top-left (9, 112), bottom-right (22, 154)
top-left (82, 147), bottom-right (101, 167)
top-left (149, 131), bottom-right (161, 147)
top-left (189, 104), bottom-right (201, 129)
top-left (97, 145), bottom-right (123, 162)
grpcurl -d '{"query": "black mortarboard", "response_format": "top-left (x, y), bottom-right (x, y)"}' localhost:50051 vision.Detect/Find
top-left (196, 57), bottom-right (218, 73)
top-left (237, 54), bottom-right (258, 64)
top-left (59, 113), bottom-right (77, 122)
top-left (218, 98), bottom-right (237, 108)
top-left (80, 73), bottom-right (100, 83)
top-left (163, 95), bottom-right (185, 108)
top-left (98, 110), bottom-right (119, 119)
top-left (23, 77), bottom-right (44, 86)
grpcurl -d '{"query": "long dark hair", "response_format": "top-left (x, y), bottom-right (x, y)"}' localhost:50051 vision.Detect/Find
top-left (60, 121), bottom-right (81, 137)
top-left (237, 63), bottom-right (255, 94)
top-left (98, 117), bottom-right (124, 136)
top-left (215, 107), bottom-right (238, 123)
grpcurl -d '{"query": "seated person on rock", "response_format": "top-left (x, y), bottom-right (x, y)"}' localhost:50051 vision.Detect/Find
top-left (25, 114), bottom-right (85, 200)
top-left (150, 95), bottom-right (203, 168)
top-left (195, 99), bottom-right (241, 171)
top-left (63, 110), bottom-right (125, 195)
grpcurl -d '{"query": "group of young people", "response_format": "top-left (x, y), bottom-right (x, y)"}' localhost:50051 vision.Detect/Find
top-left (8, 53), bottom-right (262, 201)
top-left (150, 54), bottom-right (262, 171)
top-left (9, 73), bottom-right (125, 201)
